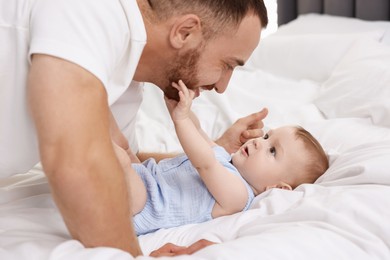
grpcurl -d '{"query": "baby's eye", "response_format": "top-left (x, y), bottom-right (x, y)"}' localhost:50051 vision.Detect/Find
top-left (269, 147), bottom-right (276, 156)
top-left (263, 133), bottom-right (269, 140)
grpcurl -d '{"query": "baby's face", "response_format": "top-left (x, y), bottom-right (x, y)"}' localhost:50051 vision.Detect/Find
top-left (231, 126), bottom-right (307, 194)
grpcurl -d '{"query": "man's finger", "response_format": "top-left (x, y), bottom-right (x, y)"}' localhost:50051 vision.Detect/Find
top-left (187, 239), bottom-right (216, 254)
top-left (149, 243), bottom-right (187, 257)
top-left (239, 108), bottom-right (268, 125)
top-left (175, 239), bottom-right (216, 255)
top-left (254, 107), bottom-right (268, 122)
top-left (240, 129), bottom-right (264, 143)
top-left (248, 119), bottom-right (264, 130)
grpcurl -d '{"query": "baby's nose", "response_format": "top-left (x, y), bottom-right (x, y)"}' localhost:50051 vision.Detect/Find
top-left (253, 138), bottom-right (262, 148)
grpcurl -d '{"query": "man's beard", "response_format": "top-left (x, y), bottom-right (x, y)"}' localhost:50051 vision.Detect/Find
top-left (163, 49), bottom-right (201, 101)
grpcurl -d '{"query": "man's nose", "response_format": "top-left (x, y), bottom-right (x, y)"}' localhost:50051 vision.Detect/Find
top-left (214, 71), bottom-right (233, 93)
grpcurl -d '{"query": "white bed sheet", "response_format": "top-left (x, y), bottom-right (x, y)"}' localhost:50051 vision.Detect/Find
top-left (1, 14), bottom-right (390, 260)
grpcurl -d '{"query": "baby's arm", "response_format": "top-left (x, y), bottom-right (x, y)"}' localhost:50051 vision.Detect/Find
top-left (188, 110), bottom-right (216, 147)
top-left (165, 81), bottom-right (248, 217)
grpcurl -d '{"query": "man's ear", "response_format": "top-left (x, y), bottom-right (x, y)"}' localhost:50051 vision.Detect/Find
top-left (169, 14), bottom-right (202, 49)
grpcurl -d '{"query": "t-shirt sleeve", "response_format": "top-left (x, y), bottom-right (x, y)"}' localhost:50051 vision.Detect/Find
top-left (28, 0), bottom-right (129, 86)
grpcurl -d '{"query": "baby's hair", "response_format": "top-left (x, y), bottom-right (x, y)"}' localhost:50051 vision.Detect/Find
top-left (146, 0), bottom-right (268, 40)
top-left (292, 126), bottom-right (329, 188)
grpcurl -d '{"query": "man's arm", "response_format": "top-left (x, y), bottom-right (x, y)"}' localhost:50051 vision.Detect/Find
top-left (28, 55), bottom-right (142, 256)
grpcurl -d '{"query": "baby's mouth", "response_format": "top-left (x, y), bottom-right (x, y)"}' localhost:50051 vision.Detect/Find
top-left (241, 146), bottom-right (249, 157)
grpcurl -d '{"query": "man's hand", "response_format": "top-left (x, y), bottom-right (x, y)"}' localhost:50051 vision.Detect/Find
top-left (216, 108), bottom-right (268, 154)
top-left (149, 239), bottom-right (216, 257)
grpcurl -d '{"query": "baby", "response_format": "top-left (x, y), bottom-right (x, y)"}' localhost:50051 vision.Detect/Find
top-left (118, 80), bottom-right (329, 235)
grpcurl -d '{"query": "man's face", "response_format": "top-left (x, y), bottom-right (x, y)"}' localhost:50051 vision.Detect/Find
top-left (163, 13), bottom-right (262, 101)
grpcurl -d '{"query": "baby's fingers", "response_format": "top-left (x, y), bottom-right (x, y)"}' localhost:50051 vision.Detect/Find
top-left (173, 80), bottom-right (195, 101)
top-left (178, 80), bottom-right (197, 100)
top-left (176, 80), bottom-right (190, 97)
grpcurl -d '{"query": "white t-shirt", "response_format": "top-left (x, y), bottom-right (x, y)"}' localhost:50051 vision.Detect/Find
top-left (0, 0), bottom-right (146, 176)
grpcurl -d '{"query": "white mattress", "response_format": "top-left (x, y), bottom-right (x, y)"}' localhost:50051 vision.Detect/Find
top-left (1, 14), bottom-right (390, 259)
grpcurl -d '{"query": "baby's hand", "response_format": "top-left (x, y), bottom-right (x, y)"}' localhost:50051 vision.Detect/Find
top-left (165, 80), bottom-right (196, 122)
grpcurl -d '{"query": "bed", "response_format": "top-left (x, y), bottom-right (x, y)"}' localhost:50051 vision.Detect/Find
top-left (1, 0), bottom-right (390, 259)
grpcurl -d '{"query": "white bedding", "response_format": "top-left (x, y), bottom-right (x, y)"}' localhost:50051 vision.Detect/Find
top-left (1, 14), bottom-right (390, 259)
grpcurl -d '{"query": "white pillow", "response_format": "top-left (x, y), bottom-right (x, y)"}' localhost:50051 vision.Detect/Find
top-left (314, 39), bottom-right (390, 127)
top-left (246, 31), bottom-right (384, 82)
top-left (316, 140), bottom-right (390, 186)
top-left (276, 13), bottom-right (390, 44)
top-left (304, 118), bottom-right (390, 153)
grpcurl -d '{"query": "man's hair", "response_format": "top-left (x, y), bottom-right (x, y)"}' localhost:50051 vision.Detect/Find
top-left (147, 0), bottom-right (268, 39)
top-left (292, 126), bottom-right (329, 188)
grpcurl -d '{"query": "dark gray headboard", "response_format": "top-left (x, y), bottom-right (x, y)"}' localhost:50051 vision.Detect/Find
top-left (277, 0), bottom-right (390, 26)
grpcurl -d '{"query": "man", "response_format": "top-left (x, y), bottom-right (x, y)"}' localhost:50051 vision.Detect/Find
top-left (0, 0), bottom-right (268, 256)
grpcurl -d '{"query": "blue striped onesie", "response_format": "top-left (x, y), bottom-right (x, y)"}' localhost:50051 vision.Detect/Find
top-left (132, 146), bottom-right (255, 235)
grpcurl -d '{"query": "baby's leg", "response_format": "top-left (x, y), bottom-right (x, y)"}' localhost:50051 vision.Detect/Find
top-left (125, 168), bottom-right (147, 215)
top-left (112, 142), bottom-right (147, 215)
